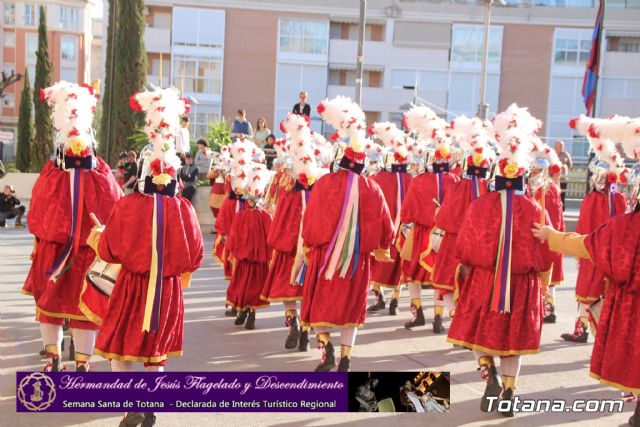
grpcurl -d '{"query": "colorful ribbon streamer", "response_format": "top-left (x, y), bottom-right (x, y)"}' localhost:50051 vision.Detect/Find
top-left (436, 172), bottom-right (444, 205)
top-left (320, 171), bottom-right (360, 280)
top-left (290, 189), bottom-right (311, 286)
top-left (491, 189), bottom-right (514, 314)
top-left (471, 175), bottom-right (480, 200)
top-left (142, 193), bottom-right (166, 333)
top-left (608, 184), bottom-right (617, 218)
top-left (48, 168), bottom-right (85, 281)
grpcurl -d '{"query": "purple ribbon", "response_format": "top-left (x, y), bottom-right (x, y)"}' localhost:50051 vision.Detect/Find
top-left (498, 190), bottom-right (514, 311)
top-left (437, 173), bottom-right (444, 205)
top-left (471, 175), bottom-right (479, 200)
top-left (47, 169), bottom-right (82, 276)
top-left (151, 195), bottom-right (165, 332)
top-left (319, 171), bottom-right (354, 276)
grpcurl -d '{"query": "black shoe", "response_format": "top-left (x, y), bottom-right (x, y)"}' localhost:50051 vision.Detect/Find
top-left (433, 313), bottom-right (445, 334)
top-left (629, 399), bottom-right (640, 427)
top-left (284, 316), bottom-right (301, 349)
top-left (225, 307), bottom-right (237, 317)
top-left (389, 298), bottom-right (398, 316)
top-left (142, 412), bottom-right (156, 427)
top-left (561, 320), bottom-right (588, 343)
top-left (366, 291), bottom-right (386, 312)
top-left (68, 338), bottom-right (75, 361)
top-left (337, 356), bottom-right (351, 372)
top-left (499, 387), bottom-right (515, 417)
top-left (234, 309), bottom-right (248, 325)
top-left (119, 412), bottom-right (145, 427)
top-left (63, 319), bottom-right (70, 331)
top-left (314, 342), bottom-right (337, 372)
top-left (245, 311), bottom-right (256, 330)
top-left (44, 356), bottom-right (63, 372)
top-left (543, 313), bottom-right (557, 323)
top-left (76, 363), bottom-right (89, 372)
top-left (404, 305), bottom-right (426, 329)
top-left (61, 338), bottom-right (65, 353)
top-left (39, 348), bottom-right (47, 356)
top-left (299, 328), bottom-right (309, 352)
top-left (480, 365), bottom-right (502, 412)
top-left (0, 221), bottom-right (6, 228)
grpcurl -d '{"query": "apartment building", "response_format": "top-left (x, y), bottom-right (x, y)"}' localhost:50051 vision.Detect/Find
top-left (1, 0), bottom-right (96, 161)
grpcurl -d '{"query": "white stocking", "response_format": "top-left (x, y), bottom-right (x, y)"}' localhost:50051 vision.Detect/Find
top-left (578, 302), bottom-right (589, 318)
top-left (111, 360), bottom-right (134, 372)
top-left (314, 326), bottom-right (330, 335)
top-left (40, 323), bottom-right (63, 354)
top-left (144, 365), bottom-right (165, 372)
top-left (340, 327), bottom-right (358, 347)
top-left (408, 282), bottom-right (421, 299)
top-left (71, 328), bottom-right (97, 358)
top-left (282, 301), bottom-right (297, 311)
top-left (443, 292), bottom-right (456, 313)
top-left (499, 355), bottom-right (522, 378)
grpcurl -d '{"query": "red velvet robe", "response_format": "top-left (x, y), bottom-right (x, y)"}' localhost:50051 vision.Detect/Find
top-left (94, 193), bottom-right (204, 363)
top-left (584, 211), bottom-right (640, 393)
top-left (432, 177), bottom-right (488, 292)
top-left (209, 176), bottom-right (229, 218)
top-left (447, 192), bottom-right (553, 355)
top-left (575, 190), bottom-right (627, 303)
top-left (225, 207), bottom-right (272, 310)
top-left (370, 170), bottom-right (412, 289)
top-left (534, 183), bottom-right (565, 286)
top-left (23, 159), bottom-right (122, 328)
top-left (400, 171), bottom-right (458, 285)
top-left (260, 188), bottom-right (307, 302)
top-left (213, 196), bottom-right (245, 279)
top-left (300, 170), bottom-right (394, 327)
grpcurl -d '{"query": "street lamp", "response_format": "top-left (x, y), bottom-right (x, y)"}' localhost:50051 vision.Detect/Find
top-left (355, 0), bottom-right (367, 105)
top-left (477, 0), bottom-right (506, 120)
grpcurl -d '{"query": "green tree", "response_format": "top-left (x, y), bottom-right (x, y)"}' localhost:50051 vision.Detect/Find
top-left (16, 69), bottom-right (34, 172)
top-left (32, 5), bottom-right (54, 171)
top-left (107, 0), bottom-right (146, 165)
top-left (98, 0), bottom-right (115, 160)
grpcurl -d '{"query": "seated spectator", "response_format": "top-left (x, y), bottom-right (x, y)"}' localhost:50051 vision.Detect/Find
top-left (254, 117), bottom-right (271, 147)
top-left (194, 139), bottom-right (212, 179)
top-left (0, 185), bottom-right (25, 228)
top-left (179, 153), bottom-right (199, 202)
top-left (232, 109), bottom-right (253, 141)
top-left (122, 150), bottom-right (138, 194)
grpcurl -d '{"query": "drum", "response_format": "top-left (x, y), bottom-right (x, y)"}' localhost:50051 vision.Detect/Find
top-left (86, 258), bottom-right (122, 297)
top-left (430, 228), bottom-right (445, 253)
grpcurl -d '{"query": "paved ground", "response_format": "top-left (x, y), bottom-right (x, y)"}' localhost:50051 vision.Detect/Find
top-left (0, 224), bottom-right (633, 427)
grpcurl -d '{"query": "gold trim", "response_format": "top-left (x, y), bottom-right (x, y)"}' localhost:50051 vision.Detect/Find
top-left (589, 372), bottom-right (640, 394)
top-left (36, 306), bottom-right (90, 322)
top-left (430, 282), bottom-right (455, 291)
top-left (259, 295), bottom-right (302, 302)
top-left (370, 280), bottom-right (401, 289)
top-left (94, 348), bottom-right (183, 363)
top-left (418, 227), bottom-right (436, 273)
top-left (550, 280), bottom-right (564, 286)
top-left (21, 289), bottom-right (34, 296)
top-left (446, 337), bottom-right (540, 356)
top-left (576, 295), bottom-right (600, 304)
top-left (224, 300), bottom-right (270, 311)
top-left (78, 280), bottom-right (104, 326)
top-left (299, 321), bottom-right (364, 328)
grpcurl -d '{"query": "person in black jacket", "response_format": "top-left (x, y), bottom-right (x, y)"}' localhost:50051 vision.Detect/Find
top-left (0, 185), bottom-right (25, 227)
top-left (179, 153), bottom-right (199, 202)
top-left (292, 91), bottom-right (311, 117)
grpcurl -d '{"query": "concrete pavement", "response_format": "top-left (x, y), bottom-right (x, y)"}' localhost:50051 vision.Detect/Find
top-left (0, 225), bottom-right (633, 427)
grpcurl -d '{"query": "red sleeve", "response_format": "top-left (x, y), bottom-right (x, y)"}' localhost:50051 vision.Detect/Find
top-left (359, 176), bottom-right (395, 252)
top-left (97, 199), bottom-right (123, 264)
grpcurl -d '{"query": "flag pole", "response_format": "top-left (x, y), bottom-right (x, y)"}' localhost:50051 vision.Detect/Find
top-left (584, 0), bottom-right (606, 196)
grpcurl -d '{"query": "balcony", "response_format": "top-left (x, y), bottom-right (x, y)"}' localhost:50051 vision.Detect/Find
top-left (329, 39), bottom-right (387, 67)
top-left (144, 26), bottom-right (170, 54)
top-left (602, 51), bottom-right (640, 77)
top-left (327, 85), bottom-right (448, 115)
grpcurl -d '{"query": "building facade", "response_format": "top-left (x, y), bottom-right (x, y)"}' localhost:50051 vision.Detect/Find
top-left (1, 0), bottom-right (96, 161)
top-left (133, 0), bottom-right (640, 160)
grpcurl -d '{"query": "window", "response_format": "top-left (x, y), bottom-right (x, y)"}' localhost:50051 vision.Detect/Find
top-left (59, 7), bottom-right (78, 30)
top-left (274, 63), bottom-right (327, 134)
top-left (607, 36), bottom-right (640, 52)
top-left (26, 34), bottom-right (38, 65)
top-left (2, 94), bottom-right (15, 109)
top-left (61, 36), bottom-right (77, 62)
top-left (172, 55), bottom-right (222, 94)
top-left (451, 25), bottom-right (503, 64)
top-left (328, 69), bottom-right (383, 88)
top-left (25, 3), bottom-right (39, 27)
top-left (391, 69), bottom-right (449, 91)
top-left (329, 22), bottom-right (384, 41)
top-left (279, 19), bottom-right (329, 55)
top-left (4, 4), bottom-right (15, 25)
top-left (4, 32), bottom-right (16, 48)
top-left (172, 8), bottom-right (225, 49)
top-left (187, 104), bottom-right (220, 139)
top-left (553, 29), bottom-right (594, 66)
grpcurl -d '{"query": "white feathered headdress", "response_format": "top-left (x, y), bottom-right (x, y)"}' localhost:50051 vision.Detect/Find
top-left (402, 105), bottom-right (451, 163)
top-left (40, 81), bottom-right (98, 158)
top-left (368, 121), bottom-right (409, 164)
top-left (317, 96), bottom-right (367, 163)
top-left (492, 104), bottom-right (541, 179)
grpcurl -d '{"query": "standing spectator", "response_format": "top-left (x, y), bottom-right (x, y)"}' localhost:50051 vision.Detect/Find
top-left (262, 134), bottom-right (277, 170)
top-left (122, 150), bottom-right (138, 194)
top-left (115, 152), bottom-right (127, 187)
top-left (555, 140), bottom-right (573, 210)
top-left (254, 117), bottom-right (271, 147)
top-left (179, 153), bottom-right (199, 202)
top-left (175, 116), bottom-right (191, 162)
top-left (232, 109), bottom-right (253, 141)
top-left (0, 185), bottom-right (25, 228)
top-left (194, 139), bottom-right (212, 178)
top-left (293, 91), bottom-right (311, 117)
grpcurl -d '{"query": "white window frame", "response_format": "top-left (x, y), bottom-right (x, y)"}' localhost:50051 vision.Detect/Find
top-left (25, 34), bottom-right (38, 66)
top-left (278, 18), bottom-right (330, 59)
top-left (59, 6), bottom-right (79, 30)
top-left (4, 32), bottom-right (16, 48)
top-left (4, 3), bottom-right (16, 25)
top-left (24, 3), bottom-right (39, 27)
top-left (171, 54), bottom-right (222, 96)
top-left (450, 24), bottom-right (503, 71)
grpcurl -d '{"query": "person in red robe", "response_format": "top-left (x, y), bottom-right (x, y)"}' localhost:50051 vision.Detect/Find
top-left (447, 104), bottom-right (553, 417)
top-left (226, 164), bottom-right (273, 329)
top-left (528, 145), bottom-right (565, 324)
top-left (365, 122), bottom-right (412, 316)
top-left (22, 82), bottom-right (122, 372)
top-left (260, 113), bottom-right (321, 350)
top-left (532, 112), bottom-right (640, 425)
top-left (400, 106), bottom-right (459, 330)
top-left (431, 118), bottom-right (495, 333)
top-left (302, 97), bottom-right (395, 372)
